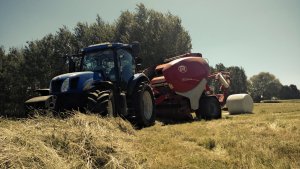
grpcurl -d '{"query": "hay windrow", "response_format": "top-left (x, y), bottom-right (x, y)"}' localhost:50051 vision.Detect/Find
top-left (0, 112), bottom-right (138, 169)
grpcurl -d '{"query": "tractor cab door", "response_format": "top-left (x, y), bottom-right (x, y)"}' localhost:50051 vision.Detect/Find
top-left (116, 49), bottom-right (135, 90)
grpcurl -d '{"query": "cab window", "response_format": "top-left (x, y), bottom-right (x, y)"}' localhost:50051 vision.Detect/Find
top-left (117, 49), bottom-right (135, 82)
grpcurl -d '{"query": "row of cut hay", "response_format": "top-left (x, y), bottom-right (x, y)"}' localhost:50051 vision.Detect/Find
top-left (260, 99), bottom-right (300, 103)
top-left (0, 112), bottom-right (139, 169)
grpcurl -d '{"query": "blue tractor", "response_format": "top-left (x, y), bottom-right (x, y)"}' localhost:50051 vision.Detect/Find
top-left (25, 42), bottom-right (156, 127)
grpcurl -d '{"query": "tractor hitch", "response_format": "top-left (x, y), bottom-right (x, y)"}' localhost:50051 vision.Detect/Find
top-left (25, 95), bottom-right (56, 111)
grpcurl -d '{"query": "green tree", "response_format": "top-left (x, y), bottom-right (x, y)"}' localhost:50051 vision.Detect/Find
top-left (23, 35), bottom-right (56, 90)
top-left (114, 3), bottom-right (192, 68)
top-left (248, 72), bottom-right (282, 102)
top-left (74, 15), bottom-right (115, 49)
top-left (279, 84), bottom-right (300, 99)
top-left (0, 48), bottom-right (27, 116)
top-left (114, 10), bottom-right (135, 43)
top-left (227, 66), bottom-right (247, 94)
top-left (215, 63), bottom-right (226, 72)
top-left (90, 15), bottom-right (115, 43)
top-left (0, 46), bottom-right (5, 113)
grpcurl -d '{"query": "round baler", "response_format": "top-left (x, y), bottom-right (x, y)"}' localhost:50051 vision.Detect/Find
top-left (149, 53), bottom-right (253, 120)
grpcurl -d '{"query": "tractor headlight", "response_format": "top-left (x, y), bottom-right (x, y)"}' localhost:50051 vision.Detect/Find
top-left (49, 82), bottom-right (52, 93)
top-left (61, 78), bottom-right (70, 92)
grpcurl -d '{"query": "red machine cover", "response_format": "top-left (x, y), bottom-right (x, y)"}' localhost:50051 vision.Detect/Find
top-left (162, 57), bottom-right (210, 93)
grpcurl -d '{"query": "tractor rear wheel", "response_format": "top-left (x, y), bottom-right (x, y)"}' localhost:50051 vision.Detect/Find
top-left (87, 90), bottom-right (116, 117)
top-left (133, 82), bottom-right (156, 127)
top-left (196, 96), bottom-right (221, 120)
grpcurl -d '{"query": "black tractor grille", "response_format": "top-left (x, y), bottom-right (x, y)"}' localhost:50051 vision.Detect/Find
top-left (51, 77), bottom-right (79, 93)
top-left (51, 79), bottom-right (63, 93)
top-left (70, 77), bottom-right (79, 90)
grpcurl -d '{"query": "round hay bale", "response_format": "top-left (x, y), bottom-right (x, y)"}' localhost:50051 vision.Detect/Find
top-left (226, 94), bottom-right (253, 115)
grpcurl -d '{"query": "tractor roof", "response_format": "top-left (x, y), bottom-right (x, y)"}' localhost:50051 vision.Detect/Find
top-left (81, 42), bottom-right (130, 53)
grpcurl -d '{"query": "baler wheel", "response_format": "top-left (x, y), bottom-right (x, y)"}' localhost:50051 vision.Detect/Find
top-left (196, 96), bottom-right (221, 120)
top-left (133, 82), bottom-right (156, 127)
top-left (87, 90), bottom-right (116, 117)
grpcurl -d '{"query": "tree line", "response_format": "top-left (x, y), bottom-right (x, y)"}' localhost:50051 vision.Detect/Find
top-left (248, 72), bottom-right (300, 102)
top-left (0, 4), bottom-right (299, 116)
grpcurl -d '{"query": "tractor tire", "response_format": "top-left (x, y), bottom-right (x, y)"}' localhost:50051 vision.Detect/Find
top-left (196, 96), bottom-right (221, 120)
top-left (133, 82), bottom-right (156, 127)
top-left (87, 90), bottom-right (116, 117)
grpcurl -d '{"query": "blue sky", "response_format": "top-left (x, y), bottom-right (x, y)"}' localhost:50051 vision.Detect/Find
top-left (1, 0), bottom-right (300, 87)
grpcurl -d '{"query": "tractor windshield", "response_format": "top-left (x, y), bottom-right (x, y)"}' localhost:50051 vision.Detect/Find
top-left (82, 49), bottom-right (116, 80)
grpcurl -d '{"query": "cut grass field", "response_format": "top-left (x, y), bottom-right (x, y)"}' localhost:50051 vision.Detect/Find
top-left (0, 102), bottom-right (299, 168)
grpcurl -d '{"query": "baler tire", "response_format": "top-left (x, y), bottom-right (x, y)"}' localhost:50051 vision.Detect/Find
top-left (87, 90), bottom-right (116, 117)
top-left (196, 96), bottom-right (221, 120)
top-left (133, 82), bottom-right (156, 127)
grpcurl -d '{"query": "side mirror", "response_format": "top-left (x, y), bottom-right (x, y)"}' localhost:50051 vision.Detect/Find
top-left (136, 63), bottom-right (142, 72)
top-left (131, 41), bottom-right (140, 58)
top-left (134, 57), bottom-right (143, 72)
top-left (135, 57), bottom-right (142, 64)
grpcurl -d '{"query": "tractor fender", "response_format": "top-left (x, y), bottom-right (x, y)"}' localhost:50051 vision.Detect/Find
top-left (127, 73), bottom-right (150, 96)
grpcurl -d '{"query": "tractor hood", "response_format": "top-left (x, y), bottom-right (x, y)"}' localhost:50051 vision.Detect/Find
top-left (52, 71), bottom-right (102, 80)
top-left (50, 71), bottom-right (103, 94)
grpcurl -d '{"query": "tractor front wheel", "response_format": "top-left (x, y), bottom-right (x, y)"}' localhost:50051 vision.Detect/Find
top-left (87, 90), bottom-right (116, 117)
top-left (196, 96), bottom-right (221, 120)
top-left (133, 82), bottom-right (156, 127)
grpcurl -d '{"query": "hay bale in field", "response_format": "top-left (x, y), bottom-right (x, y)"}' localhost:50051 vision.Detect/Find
top-left (226, 94), bottom-right (253, 115)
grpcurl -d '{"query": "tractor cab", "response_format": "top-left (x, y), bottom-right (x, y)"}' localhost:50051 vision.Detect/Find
top-left (80, 44), bottom-right (136, 90)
